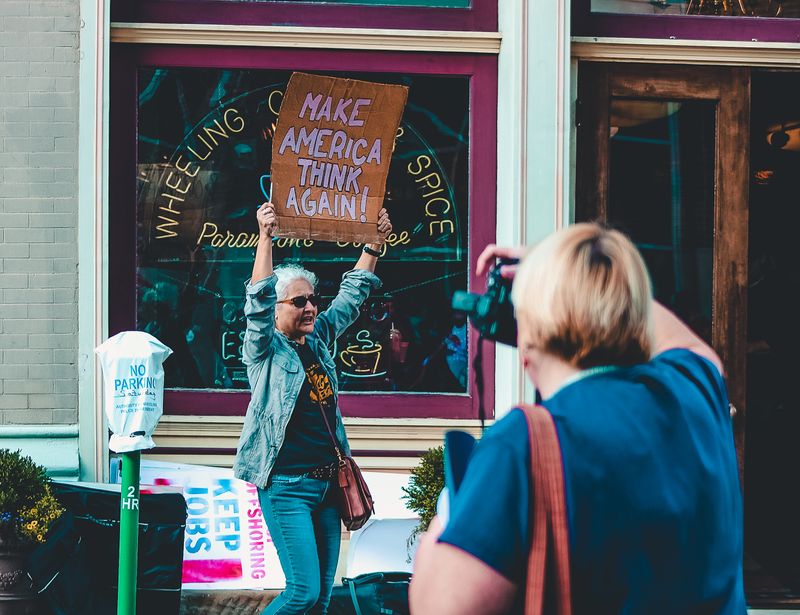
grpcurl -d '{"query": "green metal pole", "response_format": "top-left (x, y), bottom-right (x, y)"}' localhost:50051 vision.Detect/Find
top-left (117, 451), bottom-right (141, 615)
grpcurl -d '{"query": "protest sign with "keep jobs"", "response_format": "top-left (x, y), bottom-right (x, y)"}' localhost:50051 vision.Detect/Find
top-left (270, 72), bottom-right (408, 244)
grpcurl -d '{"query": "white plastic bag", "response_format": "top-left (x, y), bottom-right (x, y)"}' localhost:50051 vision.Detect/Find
top-left (95, 331), bottom-right (173, 453)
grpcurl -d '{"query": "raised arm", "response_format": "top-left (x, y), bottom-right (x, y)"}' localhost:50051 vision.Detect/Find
top-left (651, 301), bottom-right (724, 375)
top-left (353, 207), bottom-right (392, 273)
top-left (242, 203), bottom-right (278, 370)
top-left (314, 208), bottom-right (391, 345)
top-left (251, 203), bottom-right (276, 283)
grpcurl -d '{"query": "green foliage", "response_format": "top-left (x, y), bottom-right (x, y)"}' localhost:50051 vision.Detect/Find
top-left (18, 486), bottom-right (64, 544)
top-left (0, 449), bottom-right (48, 514)
top-left (0, 449), bottom-right (61, 547)
top-left (401, 446), bottom-right (444, 543)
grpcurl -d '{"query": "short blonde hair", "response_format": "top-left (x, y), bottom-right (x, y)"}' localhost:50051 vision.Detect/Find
top-left (511, 223), bottom-right (652, 368)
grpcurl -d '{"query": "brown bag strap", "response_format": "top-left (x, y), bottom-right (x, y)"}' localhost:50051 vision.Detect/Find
top-left (520, 404), bottom-right (572, 615)
top-left (290, 341), bottom-right (344, 461)
top-left (314, 391), bottom-right (345, 463)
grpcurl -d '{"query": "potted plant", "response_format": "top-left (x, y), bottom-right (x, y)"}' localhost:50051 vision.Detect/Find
top-left (0, 449), bottom-right (63, 614)
top-left (401, 445), bottom-right (444, 551)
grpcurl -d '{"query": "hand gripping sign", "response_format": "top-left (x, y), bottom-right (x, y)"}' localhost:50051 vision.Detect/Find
top-left (95, 332), bottom-right (173, 453)
top-left (271, 72), bottom-right (408, 244)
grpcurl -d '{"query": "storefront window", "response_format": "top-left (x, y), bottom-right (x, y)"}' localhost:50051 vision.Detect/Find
top-left (110, 0), bottom-right (496, 33)
top-left (576, 0), bottom-right (800, 41)
top-left (137, 68), bottom-right (469, 395)
top-left (607, 99), bottom-right (716, 337)
top-left (591, 0), bottom-right (800, 17)
top-left (217, 0), bottom-right (470, 5)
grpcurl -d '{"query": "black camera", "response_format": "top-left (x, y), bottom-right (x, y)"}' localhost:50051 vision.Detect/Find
top-left (452, 258), bottom-right (518, 347)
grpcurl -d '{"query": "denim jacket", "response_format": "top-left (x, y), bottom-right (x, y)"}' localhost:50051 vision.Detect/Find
top-left (233, 268), bottom-right (382, 488)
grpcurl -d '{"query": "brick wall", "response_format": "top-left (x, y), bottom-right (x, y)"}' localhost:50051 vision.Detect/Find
top-left (0, 0), bottom-right (80, 425)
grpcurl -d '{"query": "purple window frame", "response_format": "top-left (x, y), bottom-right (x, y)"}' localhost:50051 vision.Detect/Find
top-left (573, 0), bottom-right (800, 42)
top-left (111, 0), bottom-right (497, 33)
top-left (109, 44), bottom-right (498, 420)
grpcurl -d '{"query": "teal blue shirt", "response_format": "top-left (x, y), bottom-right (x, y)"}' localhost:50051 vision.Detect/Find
top-left (439, 349), bottom-right (745, 614)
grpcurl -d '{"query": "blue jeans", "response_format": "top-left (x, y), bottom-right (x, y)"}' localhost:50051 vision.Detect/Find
top-left (258, 474), bottom-right (341, 614)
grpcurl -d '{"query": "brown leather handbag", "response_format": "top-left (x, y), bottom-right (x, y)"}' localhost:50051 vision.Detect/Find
top-left (334, 454), bottom-right (374, 531)
top-left (317, 400), bottom-right (375, 531)
top-left (521, 404), bottom-right (572, 615)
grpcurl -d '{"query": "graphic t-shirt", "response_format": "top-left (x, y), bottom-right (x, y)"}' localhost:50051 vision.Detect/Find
top-left (272, 341), bottom-right (339, 475)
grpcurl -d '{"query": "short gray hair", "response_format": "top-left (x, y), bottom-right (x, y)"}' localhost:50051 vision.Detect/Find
top-left (274, 264), bottom-right (318, 301)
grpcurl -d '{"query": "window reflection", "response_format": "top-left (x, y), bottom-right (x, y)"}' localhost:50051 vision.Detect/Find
top-left (137, 68), bottom-right (470, 393)
top-left (215, 0), bottom-right (470, 6)
top-left (592, 0), bottom-right (800, 16)
top-left (607, 99), bottom-right (715, 341)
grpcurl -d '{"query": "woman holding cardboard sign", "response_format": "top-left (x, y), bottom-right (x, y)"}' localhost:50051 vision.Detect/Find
top-left (233, 202), bottom-right (392, 615)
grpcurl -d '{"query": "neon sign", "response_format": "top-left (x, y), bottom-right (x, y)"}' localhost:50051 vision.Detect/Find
top-left (339, 330), bottom-right (386, 379)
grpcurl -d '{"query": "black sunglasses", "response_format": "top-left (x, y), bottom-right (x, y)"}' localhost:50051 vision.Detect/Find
top-left (278, 294), bottom-right (320, 309)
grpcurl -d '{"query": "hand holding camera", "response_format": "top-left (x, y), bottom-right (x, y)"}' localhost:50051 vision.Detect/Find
top-left (476, 244), bottom-right (526, 280)
top-left (452, 244), bottom-right (522, 347)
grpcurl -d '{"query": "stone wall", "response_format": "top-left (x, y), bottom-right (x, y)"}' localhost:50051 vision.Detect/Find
top-left (0, 0), bottom-right (80, 426)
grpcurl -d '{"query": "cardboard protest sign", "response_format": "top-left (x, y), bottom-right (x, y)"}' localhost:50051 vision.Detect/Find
top-left (271, 72), bottom-right (408, 243)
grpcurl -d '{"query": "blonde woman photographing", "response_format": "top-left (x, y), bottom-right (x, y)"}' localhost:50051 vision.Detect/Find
top-left (411, 224), bottom-right (745, 615)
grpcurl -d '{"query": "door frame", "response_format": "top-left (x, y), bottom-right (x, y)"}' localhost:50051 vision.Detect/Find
top-left (575, 62), bottom-right (750, 469)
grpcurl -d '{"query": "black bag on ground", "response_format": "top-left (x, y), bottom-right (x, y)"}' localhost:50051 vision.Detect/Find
top-left (328, 571), bottom-right (411, 615)
top-left (25, 510), bottom-right (90, 615)
top-left (26, 482), bottom-right (186, 615)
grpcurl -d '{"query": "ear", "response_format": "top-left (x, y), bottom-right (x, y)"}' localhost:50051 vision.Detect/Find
top-left (521, 346), bottom-right (532, 369)
top-left (520, 344), bottom-right (541, 384)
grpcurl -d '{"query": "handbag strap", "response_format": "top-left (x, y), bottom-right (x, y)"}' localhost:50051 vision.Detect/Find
top-left (291, 340), bottom-right (345, 461)
top-left (348, 578), bottom-right (365, 615)
top-left (312, 380), bottom-right (345, 463)
top-left (520, 404), bottom-right (572, 615)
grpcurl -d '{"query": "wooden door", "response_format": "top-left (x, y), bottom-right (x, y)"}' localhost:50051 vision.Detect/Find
top-left (576, 63), bottom-right (750, 467)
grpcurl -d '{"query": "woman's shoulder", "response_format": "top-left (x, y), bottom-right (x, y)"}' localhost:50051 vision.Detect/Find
top-left (479, 409), bottom-right (531, 459)
top-left (488, 408), bottom-right (529, 435)
top-left (647, 347), bottom-right (727, 396)
top-left (555, 348), bottom-right (724, 393)
top-left (544, 348), bottom-right (729, 421)
top-left (650, 348), bottom-right (714, 367)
